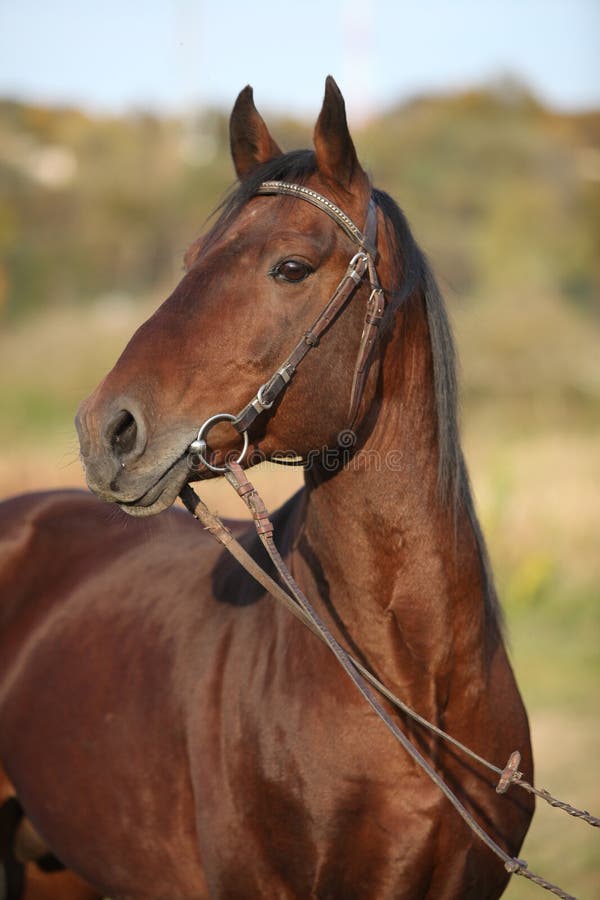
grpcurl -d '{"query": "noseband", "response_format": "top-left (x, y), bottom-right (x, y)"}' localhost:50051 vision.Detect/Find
top-left (189, 181), bottom-right (385, 472)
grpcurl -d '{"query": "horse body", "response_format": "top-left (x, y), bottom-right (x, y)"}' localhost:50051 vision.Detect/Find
top-left (0, 78), bottom-right (533, 898)
top-left (1, 763), bottom-right (101, 900)
top-left (0, 483), bottom-right (530, 899)
top-left (0, 492), bottom-right (208, 897)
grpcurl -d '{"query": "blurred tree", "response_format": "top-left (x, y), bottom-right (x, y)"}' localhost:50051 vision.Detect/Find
top-left (0, 88), bottom-right (597, 326)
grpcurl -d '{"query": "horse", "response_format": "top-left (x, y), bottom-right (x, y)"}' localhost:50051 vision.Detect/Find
top-left (0, 77), bottom-right (534, 899)
top-left (0, 763), bottom-right (102, 899)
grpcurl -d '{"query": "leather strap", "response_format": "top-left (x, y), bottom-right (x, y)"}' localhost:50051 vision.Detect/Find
top-left (348, 283), bottom-right (386, 427)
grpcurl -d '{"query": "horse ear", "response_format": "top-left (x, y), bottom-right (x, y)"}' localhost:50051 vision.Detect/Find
top-left (229, 86), bottom-right (283, 179)
top-left (314, 76), bottom-right (367, 191)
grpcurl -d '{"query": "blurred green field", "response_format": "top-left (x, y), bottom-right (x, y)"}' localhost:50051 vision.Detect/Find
top-left (0, 85), bottom-right (598, 897)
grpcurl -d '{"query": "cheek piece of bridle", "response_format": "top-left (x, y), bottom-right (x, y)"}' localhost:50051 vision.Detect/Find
top-left (188, 180), bottom-right (385, 473)
top-left (182, 183), bottom-right (596, 900)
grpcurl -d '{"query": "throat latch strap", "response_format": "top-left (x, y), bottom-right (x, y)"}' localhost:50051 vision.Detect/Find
top-left (348, 283), bottom-right (386, 427)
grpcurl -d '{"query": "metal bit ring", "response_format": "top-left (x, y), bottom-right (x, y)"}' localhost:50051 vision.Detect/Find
top-left (189, 413), bottom-right (249, 474)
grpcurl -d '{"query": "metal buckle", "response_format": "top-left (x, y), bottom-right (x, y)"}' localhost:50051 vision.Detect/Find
top-left (256, 382), bottom-right (274, 410)
top-left (348, 251), bottom-right (369, 283)
top-left (188, 413), bottom-right (249, 474)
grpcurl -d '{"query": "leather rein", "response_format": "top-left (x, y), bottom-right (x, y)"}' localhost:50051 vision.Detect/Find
top-left (181, 182), bottom-right (596, 900)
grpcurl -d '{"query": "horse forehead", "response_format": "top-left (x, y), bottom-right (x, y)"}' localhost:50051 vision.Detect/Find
top-left (183, 205), bottom-right (267, 270)
top-left (228, 198), bottom-right (337, 244)
top-left (185, 193), bottom-right (346, 271)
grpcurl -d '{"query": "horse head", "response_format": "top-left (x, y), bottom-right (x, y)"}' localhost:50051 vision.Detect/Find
top-left (75, 77), bottom-right (402, 516)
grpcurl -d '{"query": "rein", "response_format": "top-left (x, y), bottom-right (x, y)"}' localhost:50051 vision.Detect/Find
top-left (181, 183), bottom-right (598, 899)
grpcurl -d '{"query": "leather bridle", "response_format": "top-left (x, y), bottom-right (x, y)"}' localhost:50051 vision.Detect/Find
top-left (188, 181), bottom-right (385, 472)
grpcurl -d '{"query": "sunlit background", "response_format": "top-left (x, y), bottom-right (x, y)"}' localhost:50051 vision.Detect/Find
top-left (0, 2), bottom-right (598, 896)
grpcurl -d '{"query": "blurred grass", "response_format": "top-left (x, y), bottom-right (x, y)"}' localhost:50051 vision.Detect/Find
top-left (465, 431), bottom-right (599, 899)
top-left (452, 293), bottom-right (599, 897)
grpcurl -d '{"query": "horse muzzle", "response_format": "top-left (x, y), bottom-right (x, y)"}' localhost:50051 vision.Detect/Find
top-left (75, 394), bottom-right (194, 515)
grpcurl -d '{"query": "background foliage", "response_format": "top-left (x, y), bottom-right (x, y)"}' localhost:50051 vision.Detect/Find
top-left (0, 83), bottom-right (598, 897)
top-left (1, 82), bottom-right (598, 324)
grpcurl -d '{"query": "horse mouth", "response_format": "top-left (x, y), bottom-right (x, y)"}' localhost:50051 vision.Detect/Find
top-left (117, 452), bottom-right (195, 517)
top-left (103, 437), bottom-right (230, 517)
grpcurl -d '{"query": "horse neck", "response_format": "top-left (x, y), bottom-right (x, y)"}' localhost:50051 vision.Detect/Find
top-left (295, 288), bottom-right (494, 708)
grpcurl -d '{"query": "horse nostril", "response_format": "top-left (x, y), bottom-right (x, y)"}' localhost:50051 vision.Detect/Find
top-left (110, 410), bottom-right (138, 457)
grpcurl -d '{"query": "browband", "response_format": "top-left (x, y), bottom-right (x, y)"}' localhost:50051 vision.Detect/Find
top-left (256, 181), bottom-right (377, 257)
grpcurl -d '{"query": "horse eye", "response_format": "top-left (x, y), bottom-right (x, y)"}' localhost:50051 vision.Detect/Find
top-left (270, 260), bottom-right (313, 283)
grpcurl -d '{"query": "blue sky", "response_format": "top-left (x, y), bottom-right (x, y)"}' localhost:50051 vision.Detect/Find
top-left (1, 0), bottom-right (598, 119)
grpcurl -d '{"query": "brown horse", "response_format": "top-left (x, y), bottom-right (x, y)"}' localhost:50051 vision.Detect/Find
top-left (0, 78), bottom-right (533, 898)
top-left (0, 764), bottom-right (102, 900)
